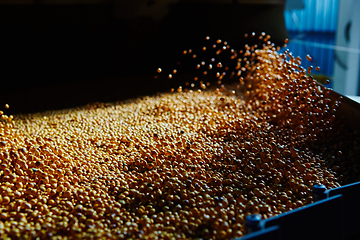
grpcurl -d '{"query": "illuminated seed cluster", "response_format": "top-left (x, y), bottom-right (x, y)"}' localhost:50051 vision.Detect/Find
top-left (0, 35), bottom-right (359, 240)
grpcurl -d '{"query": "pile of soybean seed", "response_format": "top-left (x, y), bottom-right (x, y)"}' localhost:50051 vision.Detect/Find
top-left (0, 35), bottom-right (359, 240)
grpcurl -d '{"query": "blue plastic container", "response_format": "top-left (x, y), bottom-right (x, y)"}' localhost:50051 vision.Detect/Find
top-left (239, 182), bottom-right (360, 240)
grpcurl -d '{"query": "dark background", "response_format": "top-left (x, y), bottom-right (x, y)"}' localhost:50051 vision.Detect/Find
top-left (0, 1), bottom-right (287, 114)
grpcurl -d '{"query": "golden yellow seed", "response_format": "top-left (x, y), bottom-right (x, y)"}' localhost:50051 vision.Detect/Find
top-left (3, 196), bottom-right (10, 205)
top-left (0, 34), bottom-right (352, 240)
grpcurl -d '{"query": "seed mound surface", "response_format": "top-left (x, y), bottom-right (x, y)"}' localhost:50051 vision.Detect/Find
top-left (0, 43), bottom-right (359, 240)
